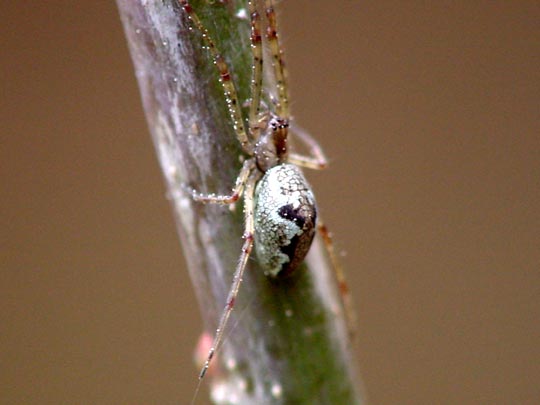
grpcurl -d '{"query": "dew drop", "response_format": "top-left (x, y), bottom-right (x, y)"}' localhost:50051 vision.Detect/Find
top-left (271, 383), bottom-right (283, 398)
top-left (226, 357), bottom-right (237, 371)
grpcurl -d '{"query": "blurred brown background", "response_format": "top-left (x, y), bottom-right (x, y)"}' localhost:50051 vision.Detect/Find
top-left (2, 1), bottom-right (539, 404)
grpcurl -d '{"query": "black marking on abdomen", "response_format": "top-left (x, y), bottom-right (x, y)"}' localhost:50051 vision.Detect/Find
top-left (278, 204), bottom-right (306, 229)
top-left (276, 203), bottom-right (317, 276)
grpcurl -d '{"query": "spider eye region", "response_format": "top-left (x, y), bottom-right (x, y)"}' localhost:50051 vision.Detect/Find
top-left (254, 164), bottom-right (317, 277)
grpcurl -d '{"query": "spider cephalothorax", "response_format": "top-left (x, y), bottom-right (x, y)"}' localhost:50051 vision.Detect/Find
top-left (254, 116), bottom-right (289, 171)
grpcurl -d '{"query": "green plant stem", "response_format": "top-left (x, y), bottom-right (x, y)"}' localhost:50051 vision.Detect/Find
top-left (116, 1), bottom-right (364, 403)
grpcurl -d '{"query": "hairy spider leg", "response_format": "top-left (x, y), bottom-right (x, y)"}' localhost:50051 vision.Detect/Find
top-left (288, 123), bottom-right (329, 170)
top-left (188, 159), bottom-right (255, 204)
top-left (248, 1), bottom-right (264, 131)
top-left (263, 1), bottom-right (330, 172)
top-left (191, 175), bottom-right (257, 405)
top-left (317, 221), bottom-right (357, 339)
top-left (265, 0), bottom-right (289, 118)
top-left (180, 0), bottom-right (253, 154)
top-left (197, 174), bottom-right (257, 380)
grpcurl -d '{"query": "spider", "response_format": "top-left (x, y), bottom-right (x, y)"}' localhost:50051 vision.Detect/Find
top-left (179, 0), bottom-right (354, 385)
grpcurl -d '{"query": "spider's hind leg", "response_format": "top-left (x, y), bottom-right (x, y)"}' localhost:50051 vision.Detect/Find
top-left (317, 220), bottom-right (357, 339)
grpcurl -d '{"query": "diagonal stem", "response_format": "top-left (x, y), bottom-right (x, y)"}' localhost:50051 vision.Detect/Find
top-left (116, 1), bottom-right (364, 403)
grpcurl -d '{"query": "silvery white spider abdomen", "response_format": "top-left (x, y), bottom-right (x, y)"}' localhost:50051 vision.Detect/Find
top-left (254, 163), bottom-right (317, 277)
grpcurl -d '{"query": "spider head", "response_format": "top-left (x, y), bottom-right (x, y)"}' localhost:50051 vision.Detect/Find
top-left (269, 117), bottom-right (289, 158)
top-left (254, 116), bottom-right (289, 172)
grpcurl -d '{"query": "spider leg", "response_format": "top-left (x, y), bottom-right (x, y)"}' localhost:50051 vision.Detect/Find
top-left (186, 159), bottom-right (255, 204)
top-left (265, 0), bottom-right (289, 118)
top-left (286, 123), bottom-right (328, 170)
top-left (197, 172), bottom-right (257, 380)
top-left (317, 220), bottom-right (357, 339)
top-left (180, 0), bottom-right (253, 154)
top-left (248, 1), bottom-right (264, 132)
